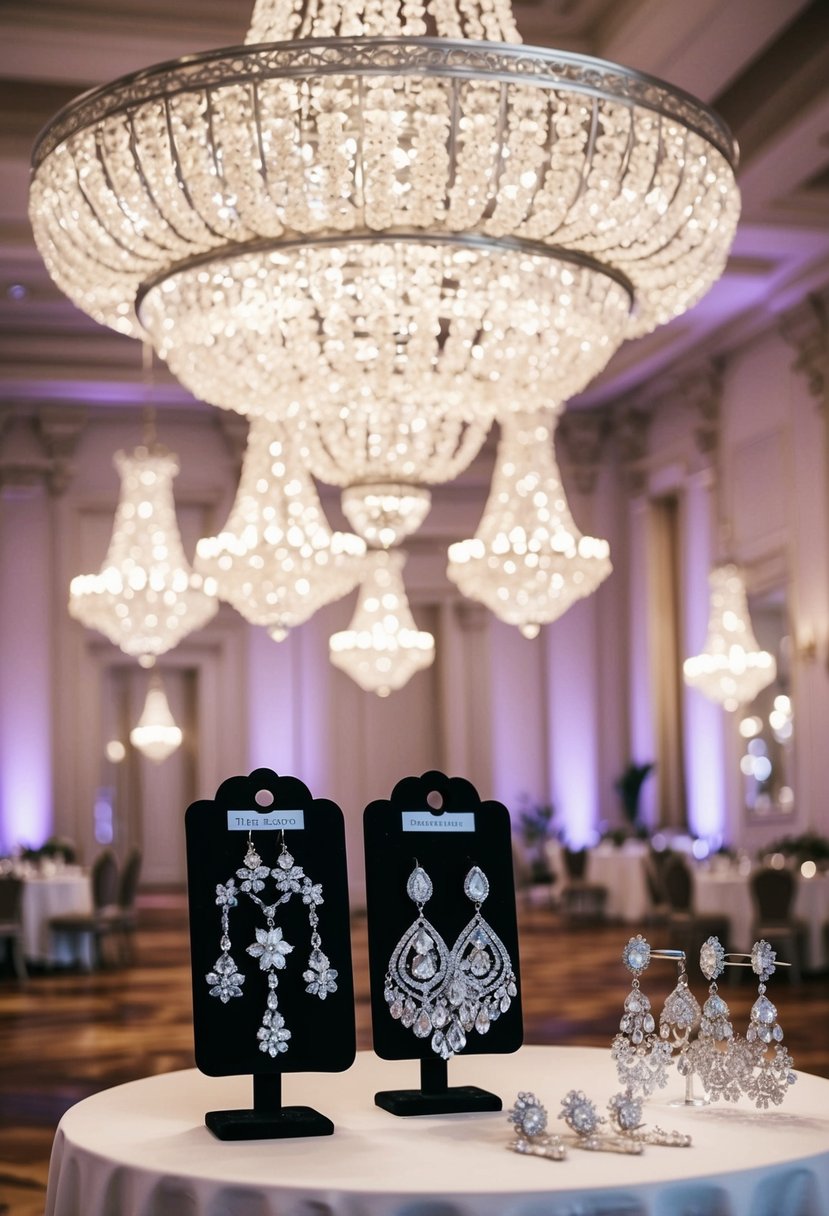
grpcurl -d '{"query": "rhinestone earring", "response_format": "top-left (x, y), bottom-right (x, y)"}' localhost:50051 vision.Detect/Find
top-left (741, 939), bottom-right (797, 1109)
top-left (687, 936), bottom-right (748, 1102)
top-left (611, 935), bottom-right (674, 1096)
top-left (606, 1090), bottom-right (692, 1148)
top-left (438, 865), bottom-right (518, 1059)
top-left (659, 953), bottom-right (701, 1052)
top-left (384, 864), bottom-right (451, 1048)
top-left (558, 1090), bottom-right (643, 1155)
top-left (506, 1093), bottom-right (566, 1160)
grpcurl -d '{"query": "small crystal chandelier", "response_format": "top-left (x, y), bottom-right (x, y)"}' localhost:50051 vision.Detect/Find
top-left (329, 551), bottom-right (434, 696)
top-left (684, 563), bottom-right (777, 711)
top-left (447, 411), bottom-right (612, 637)
top-left (195, 416), bottom-right (365, 638)
top-left (69, 444), bottom-right (217, 658)
top-left (130, 671), bottom-right (183, 763)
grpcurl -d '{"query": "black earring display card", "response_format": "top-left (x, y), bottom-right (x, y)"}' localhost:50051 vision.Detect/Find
top-left (364, 770), bottom-right (522, 1116)
top-left (185, 767), bottom-right (356, 1140)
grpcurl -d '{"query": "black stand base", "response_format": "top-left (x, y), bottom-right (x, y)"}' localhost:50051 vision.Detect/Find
top-left (375, 1085), bottom-right (502, 1117)
top-left (205, 1073), bottom-right (333, 1140)
top-left (205, 1104), bottom-right (334, 1140)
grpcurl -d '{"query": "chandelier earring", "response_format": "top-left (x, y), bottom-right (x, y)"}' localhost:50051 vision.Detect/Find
top-left (740, 940), bottom-right (797, 1109)
top-left (611, 935), bottom-right (674, 1096)
top-left (660, 953), bottom-right (701, 1085)
top-left (384, 864), bottom-right (452, 1051)
top-left (440, 865), bottom-right (518, 1059)
top-left (687, 936), bottom-right (749, 1102)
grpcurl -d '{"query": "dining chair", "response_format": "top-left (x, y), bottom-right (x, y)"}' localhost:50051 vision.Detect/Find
top-left (0, 876), bottom-right (27, 981)
top-left (49, 849), bottom-right (120, 969)
top-left (662, 854), bottom-right (730, 961)
top-left (750, 867), bottom-right (804, 983)
top-left (113, 847), bottom-right (143, 964)
top-left (642, 856), bottom-right (671, 925)
top-left (558, 847), bottom-right (608, 924)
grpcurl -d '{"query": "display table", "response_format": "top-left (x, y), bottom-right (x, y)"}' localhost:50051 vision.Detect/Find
top-left (46, 1046), bottom-right (829, 1216)
top-left (587, 844), bottom-right (651, 923)
top-left (695, 869), bottom-right (829, 972)
top-left (21, 870), bottom-right (93, 966)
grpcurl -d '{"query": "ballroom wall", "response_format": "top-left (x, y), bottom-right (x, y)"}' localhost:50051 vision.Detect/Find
top-left (1, 297), bottom-right (828, 901)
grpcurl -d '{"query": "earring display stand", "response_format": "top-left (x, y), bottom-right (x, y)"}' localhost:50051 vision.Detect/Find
top-left (185, 768), bottom-right (355, 1140)
top-left (364, 770), bottom-right (523, 1116)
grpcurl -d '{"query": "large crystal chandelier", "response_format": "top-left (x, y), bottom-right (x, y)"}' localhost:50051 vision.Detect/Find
top-left (195, 416), bottom-right (365, 638)
top-left (447, 411), bottom-right (612, 637)
top-left (29, 0), bottom-right (739, 425)
top-left (69, 444), bottom-right (217, 658)
top-left (329, 551), bottom-right (434, 696)
top-left (683, 563), bottom-right (776, 712)
top-left (130, 671), bottom-right (183, 762)
top-left (32, 0), bottom-right (740, 658)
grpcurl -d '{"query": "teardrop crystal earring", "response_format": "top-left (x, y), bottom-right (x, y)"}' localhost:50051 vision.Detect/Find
top-left (660, 953), bottom-right (701, 1053)
top-left (741, 939), bottom-right (797, 1109)
top-left (384, 864), bottom-right (451, 1050)
top-left (441, 865), bottom-right (518, 1058)
top-left (611, 935), bottom-right (674, 1096)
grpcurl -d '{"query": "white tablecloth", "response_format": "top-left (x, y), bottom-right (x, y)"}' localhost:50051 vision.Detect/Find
top-left (695, 870), bottom-right (829, 971)
top-left (45, 1046), bottom-right (829, 1216)
top-left (22, 871), bottom-right (92, 965)
top-left (586, 845), bottom-right (651, 923)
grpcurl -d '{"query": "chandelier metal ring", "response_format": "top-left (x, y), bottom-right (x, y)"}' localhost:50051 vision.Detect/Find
top-left (134, 231), bottom-right (637, 314)
top-left (31, 39), bottom-right (737, 169)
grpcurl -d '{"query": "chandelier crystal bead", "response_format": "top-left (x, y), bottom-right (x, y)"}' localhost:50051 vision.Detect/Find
top-left (447, 410), bottom-right (612, 637)
top-left (195, 416), bottom-right (366, 634)
top-left (68, 444), bottom-right (218, 658)
top-left (683, 563), bottom-right (776, 711)
top-left (329, 549), bottom-right (434, 695)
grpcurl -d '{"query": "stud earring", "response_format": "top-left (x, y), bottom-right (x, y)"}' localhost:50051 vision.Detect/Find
top-left (384, 864), bottom-right (451, 1049)
top-left (740, 939), bottom-right (797, 1109)
top-left (611, 935), bottom-right (674, 1096)
top-left (506, 1093), bottom-right (566, 1160)
top-left (606, 1090), bottom-right (692, 1148)
top-left (558, 1090), bottom-right (643, 1155)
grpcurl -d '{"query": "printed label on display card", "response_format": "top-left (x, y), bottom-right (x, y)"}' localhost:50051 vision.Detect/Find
top-left (401, 810), bottom-right (475, 833)
top-left (226, 809), bottom-right (305, 831)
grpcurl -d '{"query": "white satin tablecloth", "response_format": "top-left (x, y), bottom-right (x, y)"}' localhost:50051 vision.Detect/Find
top-left (21, 870), bottom-right (92, 965)
top-left (695, 870), bottom-right (829, 971)
top-left (45, 1046), bottom-right (829, 1216)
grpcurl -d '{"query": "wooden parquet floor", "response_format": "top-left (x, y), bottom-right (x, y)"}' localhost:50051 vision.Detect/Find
top-left (1, 891), bottom-right (828, 1216)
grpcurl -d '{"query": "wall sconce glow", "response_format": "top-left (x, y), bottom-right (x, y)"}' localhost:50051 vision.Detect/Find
top-left (683, 563), bottom-right (776, 711)
top-left (130, 673), bottom-right (183, 763)
top-left (105, 740), bottom-right (126, 763)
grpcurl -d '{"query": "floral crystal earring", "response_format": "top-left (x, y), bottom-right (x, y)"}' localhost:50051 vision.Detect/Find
top-left (686, 936), bottom-right (749, 1102)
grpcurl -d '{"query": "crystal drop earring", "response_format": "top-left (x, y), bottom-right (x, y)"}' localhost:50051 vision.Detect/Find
top-left (606, 1090), bottom-right (692, 1148)
top-left (687, 936), bottom-right (748, 1102)
top-left (441, 865), bottom-right (518, 1059)
top-left (740, 939), bottom-right (797, 1109)
top-left (611, 935), bottom-right (674, 1096)
top-left (205, 874), bottom-right (245, 1003)
top-left (659, 953), bottom-right (701, 1052)
top-left (384, 863), bottom-right (451, 1052)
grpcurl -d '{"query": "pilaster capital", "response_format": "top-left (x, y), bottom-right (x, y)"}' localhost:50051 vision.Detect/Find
top-left (612, 404), bottom-right (652, 496)
top-left (36, 406), bottom-right (88, 495)
top-left (557, 408), bottom-right (610, 495)
top-left (780, 293), bottom-right (829, 406)
top-left (676, 359), bottom-right (725, 456)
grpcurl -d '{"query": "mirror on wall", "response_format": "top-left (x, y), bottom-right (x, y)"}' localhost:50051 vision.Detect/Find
top-left (739, 586), bottom-right (794, 822)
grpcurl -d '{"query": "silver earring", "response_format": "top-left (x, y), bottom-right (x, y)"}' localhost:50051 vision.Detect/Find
top-left (385, 864), bottom-right (451, 1049)
top-left (660, 953), bottom-right (701, 1052)
top-left (507, 1093), bottom-right (566, 1160)
top-left (206, 875), bottom-right (245, 1003)
top-left (687, 936), bottom-right (748, 1102)
top-left (439, 866), bottom-right (518, 1059)
top-left (611, 935), bottom-right (673, 1096)
top-left (607, 1090), bottom-right (691, 1148)
top-left (559, 1090), bottom-right (643, 1155)
top-left (741, 940), bottom-right (797, 1109)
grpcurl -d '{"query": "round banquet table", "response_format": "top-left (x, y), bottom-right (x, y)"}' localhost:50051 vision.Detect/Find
top-left (45, 1046), bottom-right (829, 1216)
top-left (21, 869), bottom-right (93, 965)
